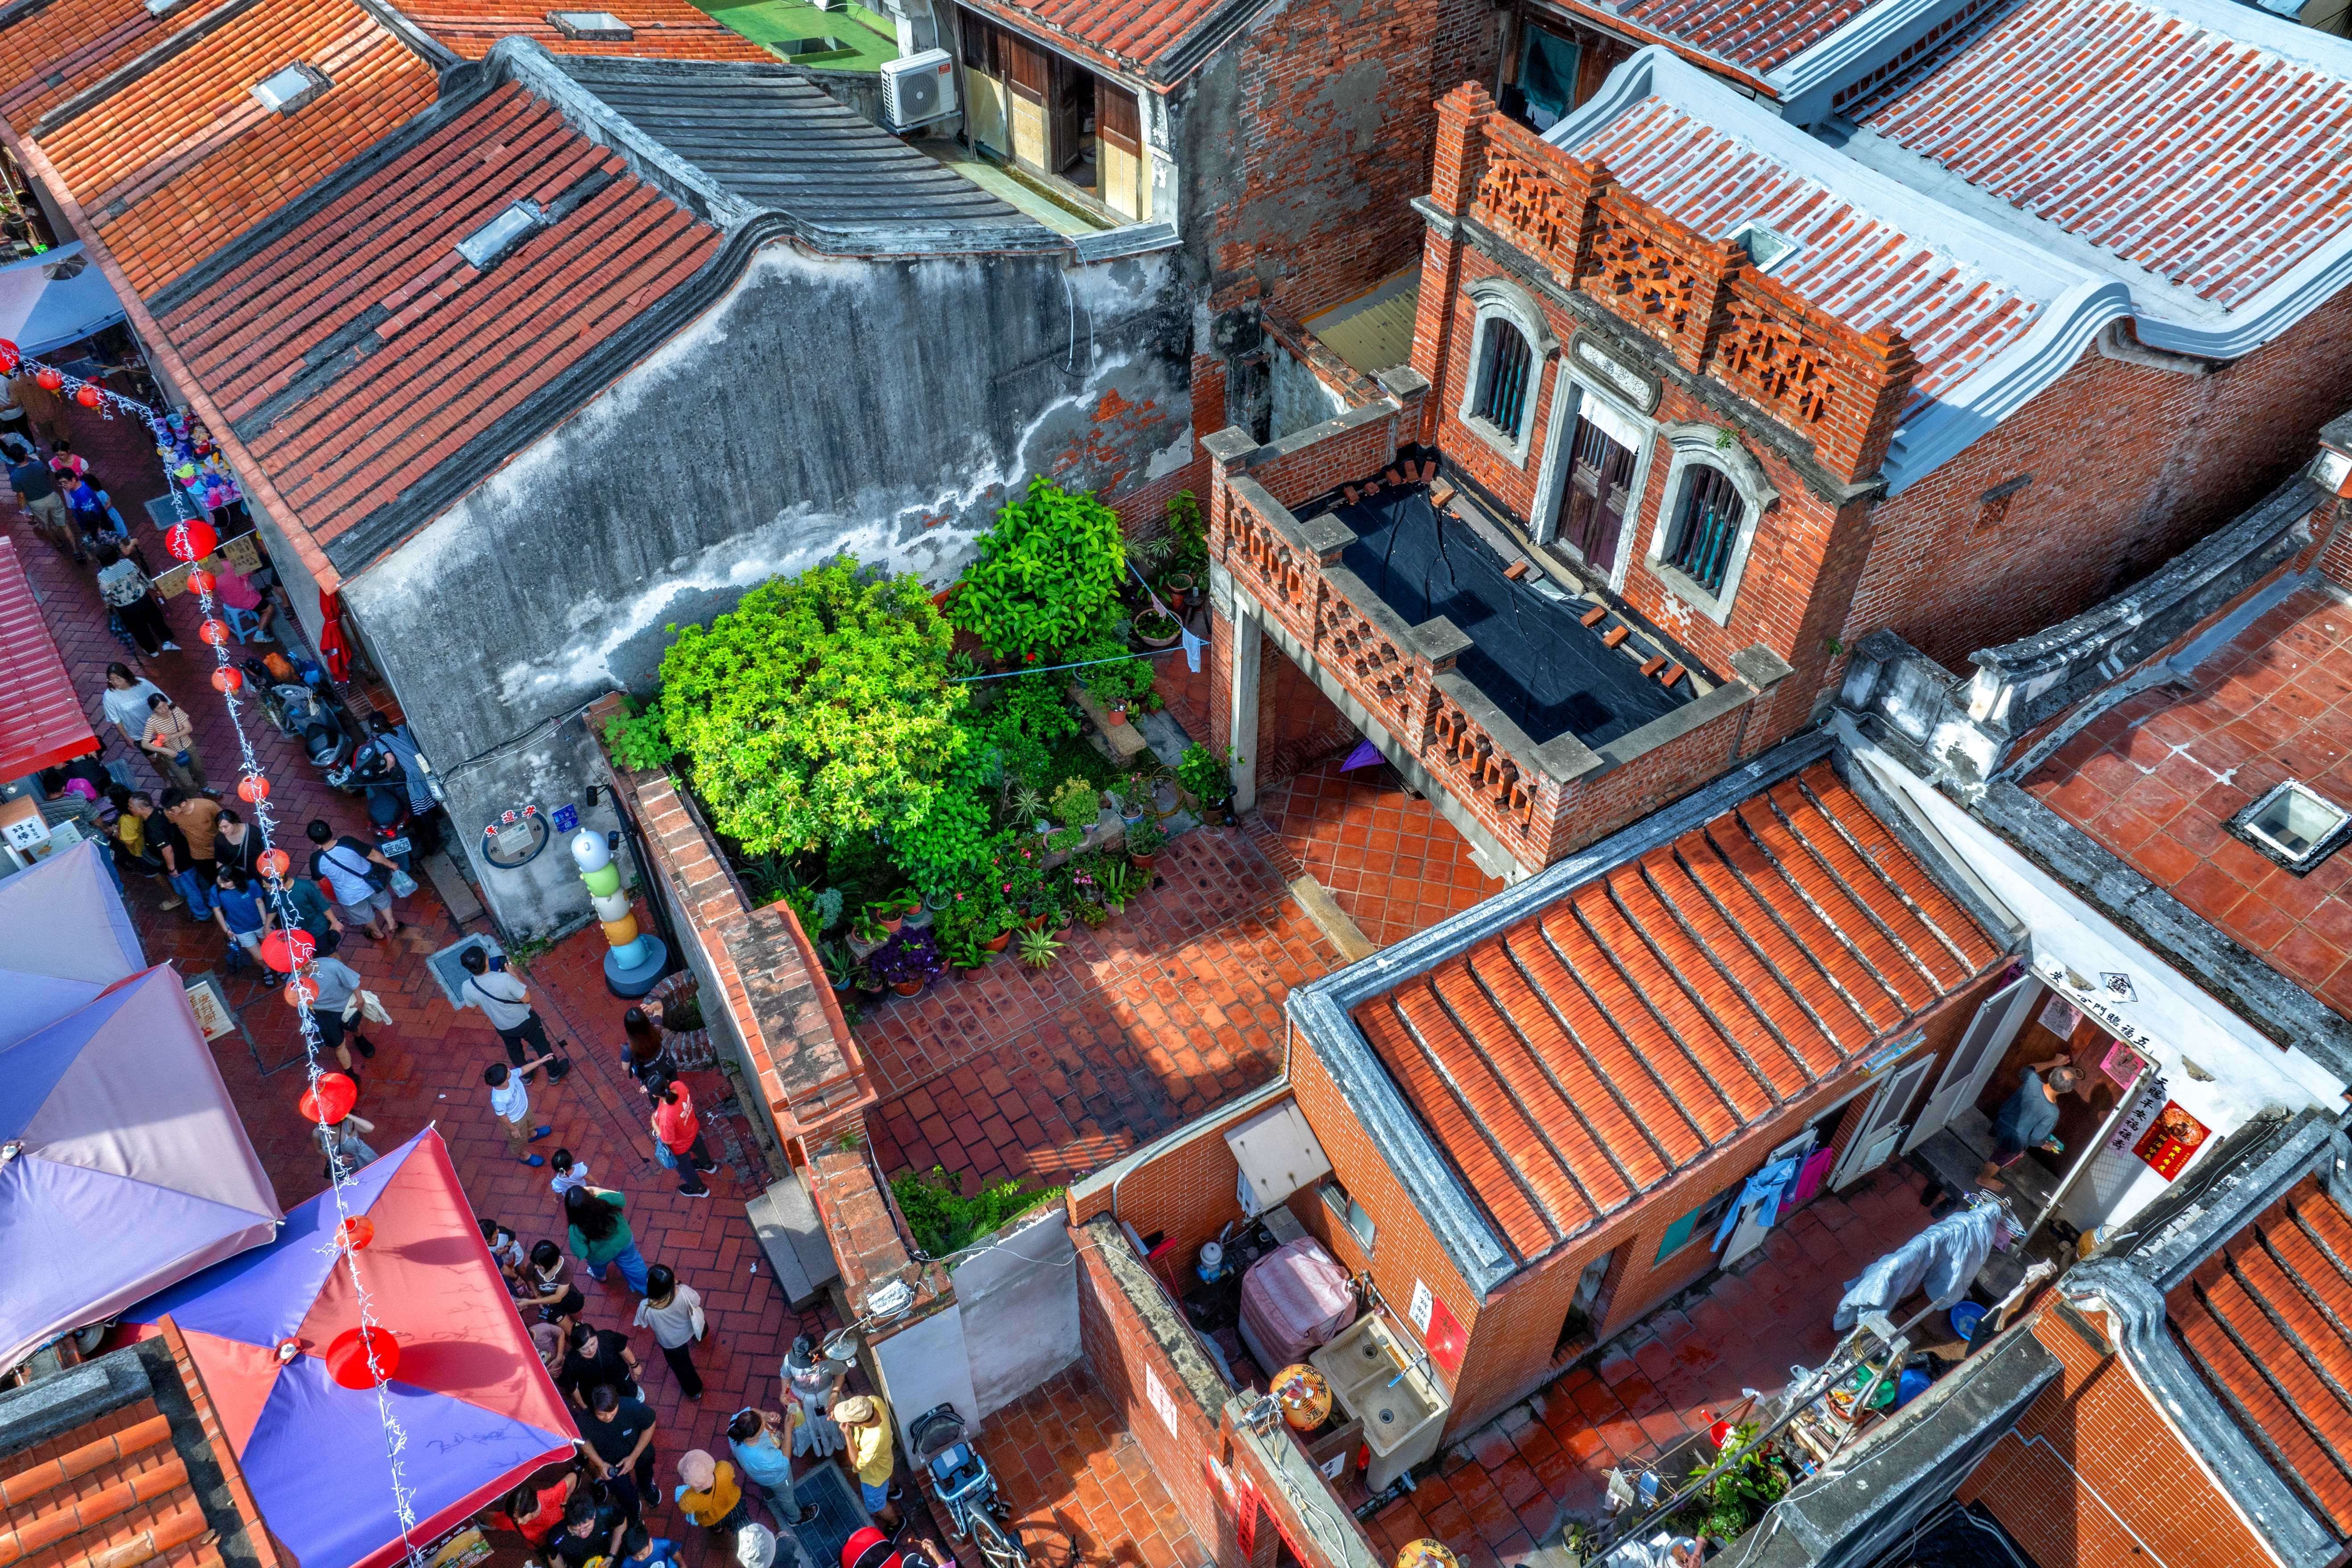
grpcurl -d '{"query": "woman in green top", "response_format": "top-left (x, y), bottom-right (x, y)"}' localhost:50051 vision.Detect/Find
top-left (565, 1184), bottom-right (650, 1294)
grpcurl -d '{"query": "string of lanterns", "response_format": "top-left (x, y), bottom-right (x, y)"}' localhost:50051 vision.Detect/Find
top-left (0, 338), bottom-right (432, 1565)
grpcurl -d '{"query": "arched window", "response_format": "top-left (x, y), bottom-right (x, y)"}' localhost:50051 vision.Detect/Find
top-left (1646, 425), bottom-right (1777, 623)
top-left (1663, 464), bottom-right (1745, 594)
top-left (1474, 322), bottom-right (1535, 436)
top-left (1457, 276), bottom-right (1556, 466)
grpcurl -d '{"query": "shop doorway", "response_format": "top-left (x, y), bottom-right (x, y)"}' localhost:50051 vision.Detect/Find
top-left (1830, 1053), bottom-right (1938, 1191)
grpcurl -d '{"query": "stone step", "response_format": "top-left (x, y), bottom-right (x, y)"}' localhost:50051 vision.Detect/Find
top-left (746, 1170), bottom-right (841, 1310)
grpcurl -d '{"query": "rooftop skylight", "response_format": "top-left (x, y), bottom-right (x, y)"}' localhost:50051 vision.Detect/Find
top-left (2234, 780), bottom-right (2352, 873)
top-left (1731, 220), bottom-right (1801, 273)
top-left (455, 201), bottom-right (548, 270)
top-left (251, 62), bottom-right (327, 115)
top-left (546, 9), bottom-right (634, 38)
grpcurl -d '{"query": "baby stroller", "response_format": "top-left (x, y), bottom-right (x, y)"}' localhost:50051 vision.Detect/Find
top-left (907, 1405), bottom-right (1027, 1568)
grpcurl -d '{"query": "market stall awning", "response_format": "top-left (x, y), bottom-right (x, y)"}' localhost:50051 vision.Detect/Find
top-left (120, 1129), bottom-right (578, 1568)
top-left (0, 535), bottom-right (95, 780)
top-left (0, 243), bottom-right (125, 357)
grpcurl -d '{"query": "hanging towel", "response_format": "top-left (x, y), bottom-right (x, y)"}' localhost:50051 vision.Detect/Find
top-left (1712, 1155), bottom-right (1802, 1252)
top-left (1781, 1148), bottom-right (1838, 1220)
top-left (1832, 1201), bottom-right (2002, 1330)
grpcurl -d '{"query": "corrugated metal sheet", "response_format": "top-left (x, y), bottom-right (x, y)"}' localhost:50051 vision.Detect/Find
top-left (0, 536), bottom-right (97, 780)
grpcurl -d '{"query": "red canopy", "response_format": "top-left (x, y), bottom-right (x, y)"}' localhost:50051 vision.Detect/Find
top-left (0, 536), bottom-right (95, 779)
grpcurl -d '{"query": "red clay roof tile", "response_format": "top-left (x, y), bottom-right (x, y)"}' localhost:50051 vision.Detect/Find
top-left (403, 0), bottom-right (769, 61)
top-left (1616, 0), bottom-right (1873, 74)
top-left (156, 79), bottom-right (722, 553)
top-left (37, 0), bottom-right (439, 298)
top-left (0, 0), bottom-right (243, 128)
top-left (957, 0), bottom-right (1237, 77)
top-left (1353, 762), bottom-right (2000, 1264)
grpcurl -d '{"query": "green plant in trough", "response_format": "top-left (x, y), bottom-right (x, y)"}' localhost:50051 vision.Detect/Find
top-left (603, 699), bottom-right (674, 772)
top-left (1176, 742), bottom-right (1240, 807)
top-left (950, 476), bottom-right (1127, 660)
top-left (891, 1167), bottom-right (1066, 1257)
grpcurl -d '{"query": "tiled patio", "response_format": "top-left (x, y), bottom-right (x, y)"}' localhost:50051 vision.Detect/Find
top-left (11, 404), bottom-right (836, 1568)
top-left (1259, 757), bottom-right (1504, 950)
top-left (1367, 1165), bottom-right (1941, 1568)
top-left (859, 818), bottom-right (1342, 1190)
top-left (972, 1368), bottom-right (1208, 1568)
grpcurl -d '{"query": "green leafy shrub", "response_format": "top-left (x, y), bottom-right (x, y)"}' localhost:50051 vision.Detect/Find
top-left (1051, 776), bottom-right (1100, 832)
top-left (1165, 490), bottom-right (1206, 573)
top-left (975, 672), bottom-right (1081, 793)
top-left (1669, 1424), bottom-right (1791, 1542)
top-left (1177, 742), bottom-right (1240, 807)
top-left (950, 477), bottom-right (1127, 660)
top-left (1126, 815), bottom-right (1165, 856)
top-left (604, 701), bottom-right (674, 772)
top-left (891, 1167), bottom-right (1065, 1256)
top-left (657, 561), bottom-right (969, 859)
top-left (1019, 926), bottom-right (1063, 968)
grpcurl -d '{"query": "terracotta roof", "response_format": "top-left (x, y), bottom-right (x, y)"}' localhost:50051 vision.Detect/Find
top-left (2167, 1174), bottom-right (2352, 1533)
top-left (1860, 0), bottom-right (2352, 307)
top-left (0, 0), bottom-right (243, 129)
top-left (0, 1326), bottom-right (275, 1568)
top-left (959, 0), bottom-right (1255, 78)
top-left (0, 535), bottom-right (97, 778)
top-left (402, 0), bottom-right (769, 61)
top-left (1614, 0), bottom-right (1873, 74)
top-left (1351, 761), bottom-right (2000, 1264)
top-left (154, 78), bottom-right (723, 555)
top-left (1567, 94), bottom-right (2046, 402)
top-left (36, 0), bottom-right (440, 299)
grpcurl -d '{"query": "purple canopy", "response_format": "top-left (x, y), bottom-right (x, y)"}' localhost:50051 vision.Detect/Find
top-left (0, 841), bottom-right (279, 1371)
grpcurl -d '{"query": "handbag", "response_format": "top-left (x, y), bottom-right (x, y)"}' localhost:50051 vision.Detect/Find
top-left (688, 1292), bottom-right (706, 1341)
top-left (653, 1138), bottom-right (678, 1171)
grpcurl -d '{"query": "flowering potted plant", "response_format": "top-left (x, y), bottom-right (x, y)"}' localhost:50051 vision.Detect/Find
top-left (871, 928), bottom-right (944, 996)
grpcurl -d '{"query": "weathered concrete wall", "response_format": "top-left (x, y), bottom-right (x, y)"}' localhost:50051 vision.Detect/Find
top-left (953, 1205), bottom-right (1081, 1418)
top-left (345, 239), bottom-right (1191, 934)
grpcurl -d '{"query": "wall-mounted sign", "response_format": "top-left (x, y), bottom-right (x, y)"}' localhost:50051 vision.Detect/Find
top-left (1145, 1365), bottom-right (1177, 1437)
top-left (1425, 1293), bottom-right (1466, 1378)
top-left (553, 803), bottom-right (580, 833)
top-left (2098, 972), bottom-right (2138, 1003)
top-left (185, 977), bottom-right (233, 1041)
top-left (1407, 1278), bottom-right (1434, 1334)
top-left (1569, 334), bottom-right (1660, 414)
top-left (2132, 1100), bottom-right (2212, 1180)
top-left (480, 803), bottom-right (548, 870)
top-left (2100, 1039), bottom-right (2148, 1088)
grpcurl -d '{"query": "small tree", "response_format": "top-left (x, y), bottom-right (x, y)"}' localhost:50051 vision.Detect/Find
top-left (950, 476), bottom-right (1128, 660)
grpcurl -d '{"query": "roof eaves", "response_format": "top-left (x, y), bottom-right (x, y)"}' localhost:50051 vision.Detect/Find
top-left (1763, 0), bottom-right (1987, 121)
top-left (1287, 726), bottom-right (1840, 1297)
top-left (351, 0), bottom-right (458, 69)
top-left (2066, 1112), bottom-right (2349, 1568)
top-left (1144, 0), bottom-right (1282, 84)
top-left (1524, 0), bottom-right (1777, 95)
top-left (29, 0), bottom-right (261, 137)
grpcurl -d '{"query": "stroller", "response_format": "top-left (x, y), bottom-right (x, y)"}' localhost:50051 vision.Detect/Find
top-left (907, 1405), bottom-right (1028, 1568)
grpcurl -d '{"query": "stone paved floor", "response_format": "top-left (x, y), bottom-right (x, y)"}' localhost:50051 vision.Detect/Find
top-left (860, 821), bottom-right (1339, 1189)
top-left (1258, 758), bottom-right (1503, 951)
top-left (1366, 1165), bottom-right (1939, 1568)
top-left (972, 1367), bottom-right (1207, 1568)
top-left (11, 403), bottom-right (835, 1568)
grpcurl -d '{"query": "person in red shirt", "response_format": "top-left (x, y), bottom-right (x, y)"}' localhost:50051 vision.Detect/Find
top-left (649, 1075), bottom-right (720, 1200)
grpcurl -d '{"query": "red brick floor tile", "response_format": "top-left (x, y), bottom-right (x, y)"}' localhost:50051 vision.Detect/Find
top-left (1257, 759), bottom-right (1504, 950)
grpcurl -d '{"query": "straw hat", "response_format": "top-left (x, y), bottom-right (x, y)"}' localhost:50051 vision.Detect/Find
top-left (833, 1395), bottom-right (877, 1425)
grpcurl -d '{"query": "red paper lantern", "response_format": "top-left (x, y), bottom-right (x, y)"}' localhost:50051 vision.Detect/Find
top-left (284, 974), bottom-right (318, 1007)
top-left (326, 1325), bottom-right (400, 1389)
top-left (257, 847), bottom-right (291, 880)
top-left (0, 339), bottom-right (20, 374)
top-left (258, 928), bottom-right (315, 972)
top-left (166, 518), bottom-right (218, 562)
top-left (211, 666), bottom-right (244, 693)
top-left (198, 619), bottom-right (231, 645)
top-left (33, 367), bottom-right (60, 392)
top-left (186, 568), bottom-right (217, 595)
top-left (236, 773), bottom-right (270, 803)
top-left (335, 1216), bottom-right (376, 1252)
top-left (298, 1072), bottom-right (358, 1125)
top-left (73, 384), bottom-right (100, 409)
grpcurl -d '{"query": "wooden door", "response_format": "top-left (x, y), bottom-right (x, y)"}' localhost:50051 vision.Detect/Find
top-left (1557, 414), bottom-right (1636, 575)
top-left (1831, 1055), bottom-right (1938, 1191)
top-left (1002, 33), bottom-right (1049, 170)
top-left (1905, 976), bottom-right (2038, 1152)
top-left (1049, 53), bottom-right (1091, 180)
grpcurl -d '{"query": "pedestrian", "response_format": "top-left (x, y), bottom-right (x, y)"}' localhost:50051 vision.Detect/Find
top-left (673, 1450), bottom-right (751, 1539)
top-left (212, 555), bottom-right (277, 643)
top-left (297, 951), bottom-right (377, 1071)
top-left (550, 1489), bottom-right (679, 1568)
top-left (550, 1147), bottom-right (592, 1198)
top-left (361, 714), bottom-right (440, 850)
top-left (99, 664), bottom-right (166, 748)
top-left (521, 1239), bottom-right (588, 1328)
top-left (781, 1336), bottom-right (845, 1458)
top-left (142, 696), bottom-right (206, 792)
top-left (564, 1184), bottom-right (650, 1295)
top-left (531, 1321), bottom-right (566, 1380)
top-left (306, 819), bottom-right (400, 940)
top-left (832, 1395), bottom-right (902, 1528)
top-left (316, 1110), bottom-right (378, 1180)
top-left (479, 1216), bottom-right (528, 1284)
top-left (46, 437), bottom-right (87, 482)
top-left (1978, 1055), bottom-right (2081, 1190)
top-left (213, 806), bottom-right (262, 880)
top-left (109, 789), bottom-right (166, 883)
top-left (8, 443), bottom-right (75, 561)
top-left (558, 1318), bottom-right (643, 1411)
top-left (63, 470), bottom-right (109, 547)
top-left (159, 787), bottom-right (222, 910)
top-left (95, 542), bottom-right (174, 654)
top-left (577, 1383), bottom-right (661, 1522)
top-left (458, 944), bottom-right (562, 1074)
top-left (143, 793), bottom-right (208, 918)
top-left (726, 1408), bottom-right (818, 1529)
top-left (622, 1006), bottom-right (672, 1089)
top-left (500, 1466), bottom-right (579, 1560)
top-left (10, 370), bottom-right (66, 446)
top-left (650, 1075), bottom-right (719, 1199)
top-left (634, 1265), bottom-right (707, 1401)
top-left (270, 861), bottom-right (344, 955)
top-left (484, 1059), bottom-right (556, 1167)
top-left (212, 864), bottom-right (271, 972)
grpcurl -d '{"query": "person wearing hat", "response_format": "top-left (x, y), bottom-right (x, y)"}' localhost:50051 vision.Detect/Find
top-left (832, 1395), bottom-right (901, 1527)
top-left (1979, 1053), bottom-right (2081, 1190)
top-left (673, 1449), bottom-right (751, 1539)
top-left (782, 1337), bottom-right (844, 1458)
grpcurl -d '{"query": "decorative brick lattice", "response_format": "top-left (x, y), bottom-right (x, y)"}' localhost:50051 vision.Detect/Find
top-left (1584, 193), bottom-right (1704, 340)
top-left (1425, 685), bottom-right (1536, 838)
top-left (1475, 149), bottom-right (1580, 269)
top-left (1716, 288), bottom-right (1841, 428)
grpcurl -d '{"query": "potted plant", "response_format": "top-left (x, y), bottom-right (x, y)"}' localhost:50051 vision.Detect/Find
top-left (848, 910), bottom-right (889, 959)
top-left (821, 940), bottom-right (854, 994)
top-left (1126, 814), bottom-right (1165, 873)
top-left (1051, 777), bottom-right (1099, 836)
top-left (1177, 742), bottom-right (1241, 824)
top-left (852, 963), bottom-right (886, 1001)
top-left (1132, 606), bottom-right (1181, 650)
top-left (1009, 784), bottom-right (1048, 833)
top-left (871, 898), bottom-right (907, 937)
top-left (1019, 927), bottom-right (1063, 969)
top-left (872, 928), bottom-right (944, 996)
top-left (1160, 570), bottom-right (1197, 608)
top-left (1094, 859), bottom-right (1136, 914)
top-left (1104, 697), bottom-right (1129, 726)
top-left (944, 932), bottom-right (987, 973)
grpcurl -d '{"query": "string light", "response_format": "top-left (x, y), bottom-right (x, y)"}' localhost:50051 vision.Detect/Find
top-left (3, 339), bottom-right (431, 1567)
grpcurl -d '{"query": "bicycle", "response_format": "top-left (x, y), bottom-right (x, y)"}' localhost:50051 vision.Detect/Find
top-left (908, 1404), bottom-right (1031, 1568)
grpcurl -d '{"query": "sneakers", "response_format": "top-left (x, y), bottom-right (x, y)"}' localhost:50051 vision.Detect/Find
top-left (793, 1508), bottom-right (819, 1527)
top-left (529, 1125), bottom-right (552, 1141)
top-left (521, 1153), bottom-right (547, 1167)
top-left (253, 630), bottom-right (276, 643)
top-left (159, 640), bottom-right (180, 651)
top-left (694, 1159), bottom-right (721, 1174)
top-left (355, 1037), bottom-right (377, 1059)
top-left (161, 895), bottom-right (184, 910)
top-left (679, 1186), bottom-right (711, 1200)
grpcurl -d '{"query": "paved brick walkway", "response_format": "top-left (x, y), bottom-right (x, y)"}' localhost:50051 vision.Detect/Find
top-left (11, 403), bottom-right (831, 1568)
top-left (861, 823), bottom-right (1339, 1188)
top-left (1258, 757), bottom-right (1503, 951)
top-left (977, 1367), bottom-right (1207, 1568)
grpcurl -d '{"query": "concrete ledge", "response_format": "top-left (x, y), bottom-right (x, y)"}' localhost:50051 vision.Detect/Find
top-left (1291, 873), bottom-right (1377, 961)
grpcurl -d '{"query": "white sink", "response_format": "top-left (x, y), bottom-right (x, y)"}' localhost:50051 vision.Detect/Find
top-left (1311, 1312), bottom-right (1449, 1487)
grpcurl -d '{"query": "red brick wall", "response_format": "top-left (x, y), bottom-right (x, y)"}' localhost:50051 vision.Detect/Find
top-left (1959, 1304), bottom-right (2272, 1568)
top-left (1246, 413), bottom-right (1407, 512)
top-left (1068, 1096), bottom-right (1273, 1298)
top-left (1256, 635), bottom-right (1359, 786)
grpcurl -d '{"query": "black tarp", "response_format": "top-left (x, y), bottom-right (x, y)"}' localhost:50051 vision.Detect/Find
top-left (1330, 488), bottom-right (1688, 749)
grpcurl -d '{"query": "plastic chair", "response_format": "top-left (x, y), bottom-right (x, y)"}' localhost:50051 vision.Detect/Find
top-left (222, 604), bottom-right (263, 642)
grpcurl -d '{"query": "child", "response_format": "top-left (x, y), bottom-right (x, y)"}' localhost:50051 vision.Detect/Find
top-left (550, 1146), bottom-right (592, 1197)
top-left (316, 1111), bottom-right (378, 1180)
top-left (520, 1239), bottom-right (586, 1327)
top-left (479, 1216), bottom-right (528, 1283)
top-left (483, 1057), bottom-right (555, 1165)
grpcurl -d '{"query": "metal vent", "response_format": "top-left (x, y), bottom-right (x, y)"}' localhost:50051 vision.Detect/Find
top-left (1730, 220), bottom-right (1801, 272)
top-left (251, 62), bottom-right (327, 115)
top-left (546, 9), bottom-right (633, 38)
top-left (455, 200), bottom-right (547, 270)
top-left (2234, 780), bottom-right (2352, 872)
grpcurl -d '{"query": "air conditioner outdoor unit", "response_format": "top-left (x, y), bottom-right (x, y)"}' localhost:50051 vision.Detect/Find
top-left (881, 48), bottom-right (956, 131)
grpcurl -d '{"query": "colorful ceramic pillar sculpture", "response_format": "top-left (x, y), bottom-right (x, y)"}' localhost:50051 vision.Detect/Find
top-left (572, 827), bottom-right (666, 997)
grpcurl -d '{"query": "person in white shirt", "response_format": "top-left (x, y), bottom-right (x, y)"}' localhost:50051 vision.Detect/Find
top-left (99, 662), bottom-right (166, 746)
top-left (483, 1055), bottom-right (555, 1165)
top-left (550, 1147), bottom-right (592, 1197)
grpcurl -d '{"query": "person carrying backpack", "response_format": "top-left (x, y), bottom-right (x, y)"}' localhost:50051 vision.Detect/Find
top-left (304, 818), bottom-right (400, 940)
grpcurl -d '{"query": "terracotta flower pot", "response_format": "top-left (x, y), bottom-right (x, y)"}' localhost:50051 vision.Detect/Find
top-left (1025, 912), bottom-right (1049, 931)
top-left (983, 929), bottom-right (1013, 952)
top-left (1133, 612), bottom-right (1181, 650)
top-left (878, 914), bottom-right (905, 935)
top-left (1106, 705), bottom-right (1128, 726)
top-left (1130, 852), bottom-right (1158, 874)
top-left (891, 978), bottom-right (923, 996)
